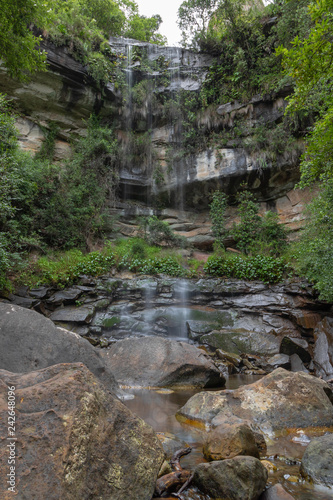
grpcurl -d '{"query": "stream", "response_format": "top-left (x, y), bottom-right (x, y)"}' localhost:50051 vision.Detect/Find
top-left (124, 375), bottom-right (333, 500)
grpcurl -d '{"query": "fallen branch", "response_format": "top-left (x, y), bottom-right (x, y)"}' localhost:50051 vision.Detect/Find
top-left (171, 473), bottom-right (194, 498)
top-left (155, 470), bottom-right (191, 497)
top-left (154, 447), bottom-right (192, 498)
top-left (170, 447), bottom-right (192, 472)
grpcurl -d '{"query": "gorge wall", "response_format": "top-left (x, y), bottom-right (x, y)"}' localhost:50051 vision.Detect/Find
top-left (0, 38), bottom-right (310, 248)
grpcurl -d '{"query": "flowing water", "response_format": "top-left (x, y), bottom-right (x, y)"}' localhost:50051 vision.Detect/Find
top-left (124, 376), bottom-right (333, 500)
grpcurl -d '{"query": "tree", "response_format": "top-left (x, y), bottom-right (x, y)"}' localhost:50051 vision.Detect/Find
top-left (209, 191), bottom-right (228, 247)
top-left (177, 0), bottom-right (264, 50)
top-left (125, 13), bottom-right (167, 44)
top-left (278, 0), bottom-right (333, 298)
top-left (278, 0), bottom-right (333, 184)
top-left (294, 180), bottom-right (333, 301)
top-left (177, 0), bottom-right (220, 49)
top-left (0, 0), bottom-right (49, 80)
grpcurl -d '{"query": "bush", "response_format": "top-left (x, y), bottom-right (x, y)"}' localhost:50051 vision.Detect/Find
top-left (140, 216), bottom-right (188, 248)
top-left (204, 252), bottom-right (287, 283)
top-left (293, 181), bottom-right (333, 301)
top-left (209, 190), bottom-right (228, 247)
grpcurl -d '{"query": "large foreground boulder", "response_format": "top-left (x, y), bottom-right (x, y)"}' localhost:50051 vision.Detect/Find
top-left (102, 337), bottom-right (224, 388)
top-left (0, 363), bottom-right (164, 500)
top-left (0, 303), bottom-right (118, 392)
top-left (177, 368), bottom-right (333, 435)
top-left (300, 433), bottom-right (333, 488)
top-left (193, 456), bottom-right (267, 500)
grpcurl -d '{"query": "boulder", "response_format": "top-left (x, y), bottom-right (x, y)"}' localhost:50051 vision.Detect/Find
top-left (290, 353), bottom-right (308, 373)
top-left (300, 433), bottom-right (333, 488)
top-left (259, 484), bottom-right (295, 500)
top-left (0, 303), bottom-right (118, 392)
top-left (0, 363), bottom-right (164, 500)
top-left (279, 336), bottom-right (311, 363)
top-left (193, 456), bottom-right (267, 500)
top-left (156, 432), bottom-right (189, 459)
top-left (102, 337), bottom-right (224, 388)
top-left (266, 354), bottom-right (290, 370)
top-left (177, 368), bottom-right (333, 435)
top-left (313, 317), bottom-right (333, 380)
top-left (200, 329), bottom-right (280, 356)
top-left (203, 423), bottom-right (262, 461)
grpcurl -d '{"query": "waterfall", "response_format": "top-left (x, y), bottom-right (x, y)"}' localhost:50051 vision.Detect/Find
top-left (170, 279), bottom-right (190, 341)
top-left (123, 43), bottom-right (134, 203)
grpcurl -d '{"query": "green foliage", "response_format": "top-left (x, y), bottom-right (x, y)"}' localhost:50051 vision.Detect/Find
top-left (0, 98), bottom-right (119, 292)
top-left (254, 211), bottom-right (288, 256)
top-left (31, 116), bottom-right (119, 248)
top-left (19, 247), bottom-right (116, 287)
top-left (230, 191), bottom-right (288, 256)
top-left (125, 14), bottom-right (167, 45)
top-left (0, 0), bottom-right (48, 80)
top-left (231, 191), bottom-right (262, 254)
top-left (209, 190), bottom-right (228, 247)
top-left (278, 0), bottom-right (333, 185)
top-left (293, 181), bottom-right (333, 301)
top-left (178, 0), bottom-right (219, 49)
top-left (139, 216), bottom-right (188, 248)
top-left (180, 0), bottom-right (312, 103)
top-left (35, 123), bottom-right (59, 161)
top-left (204, 251), bottom-right (287, 283)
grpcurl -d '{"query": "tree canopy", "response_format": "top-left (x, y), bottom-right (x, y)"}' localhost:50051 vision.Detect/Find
top-left (278, 0), bottom-right (333, 184)
top-left (0, 0), bottom-right (166, 82)
top-left (0, 0), bottom-right (48, 80)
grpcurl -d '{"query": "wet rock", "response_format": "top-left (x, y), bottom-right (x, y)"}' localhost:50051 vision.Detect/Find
top-left (291, 310), bottom-right (321, 330)
top-left (156, 432), bottom-right (189, 459)
top-left (7, 294), bottom-right (39, 308)
top-left (267, 354), bottom-right (291, 370)
top-left (313, 317), bottom-right (333, 380)
top-left (300, 433), bottom-right (333, 488)
top-left (29, 287), bottom-right (53, 299)
top-left (0, 363), bottom-right (164, 500)
top-left (186, 320), bottom-right (217, 340)
top-left (279, 336), bottom-right (311, 363)
top-left (215, 360), bottom-right (235, 376)
top-left (46, 288), bottom-right (83, 306)
top-left (102, 337), bottom-right (224, 388)
top-left (290, 353), bottom-right (308, 373)
top-left (177, 369), bottom-right (333, 435)
top-left (216, 349), bottom-right (242, 367)
top-left (193, 456), bottom-right (267, 500)
top-left (259, 483), bottom-right (295, 500)
top-left (200, 329), bottom-right (280, 356)
top-left (50, 305), bottom-right (95, 323)
top-left (203, 423), bottom-right (262, 461)
top-left (0, 303), bottom-right (118, 392)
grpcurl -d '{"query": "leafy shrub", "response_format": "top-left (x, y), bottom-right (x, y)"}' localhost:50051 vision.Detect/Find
top-left (209, 190), bottom-right (228, 247)
top-left (292, 180), bottom-right (333, 301)
top-left (19, 248), bottom-right (116, 287)
top-left (229, 191), bottom-right (288, 257)
top-left (204, 252), bottom-right (287, 283)
top-left (140, 216), bottom-right (188, 248)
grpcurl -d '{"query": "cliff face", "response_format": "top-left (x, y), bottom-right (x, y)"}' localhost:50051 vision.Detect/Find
top-left (0, 38), bottom-right (308, 246)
